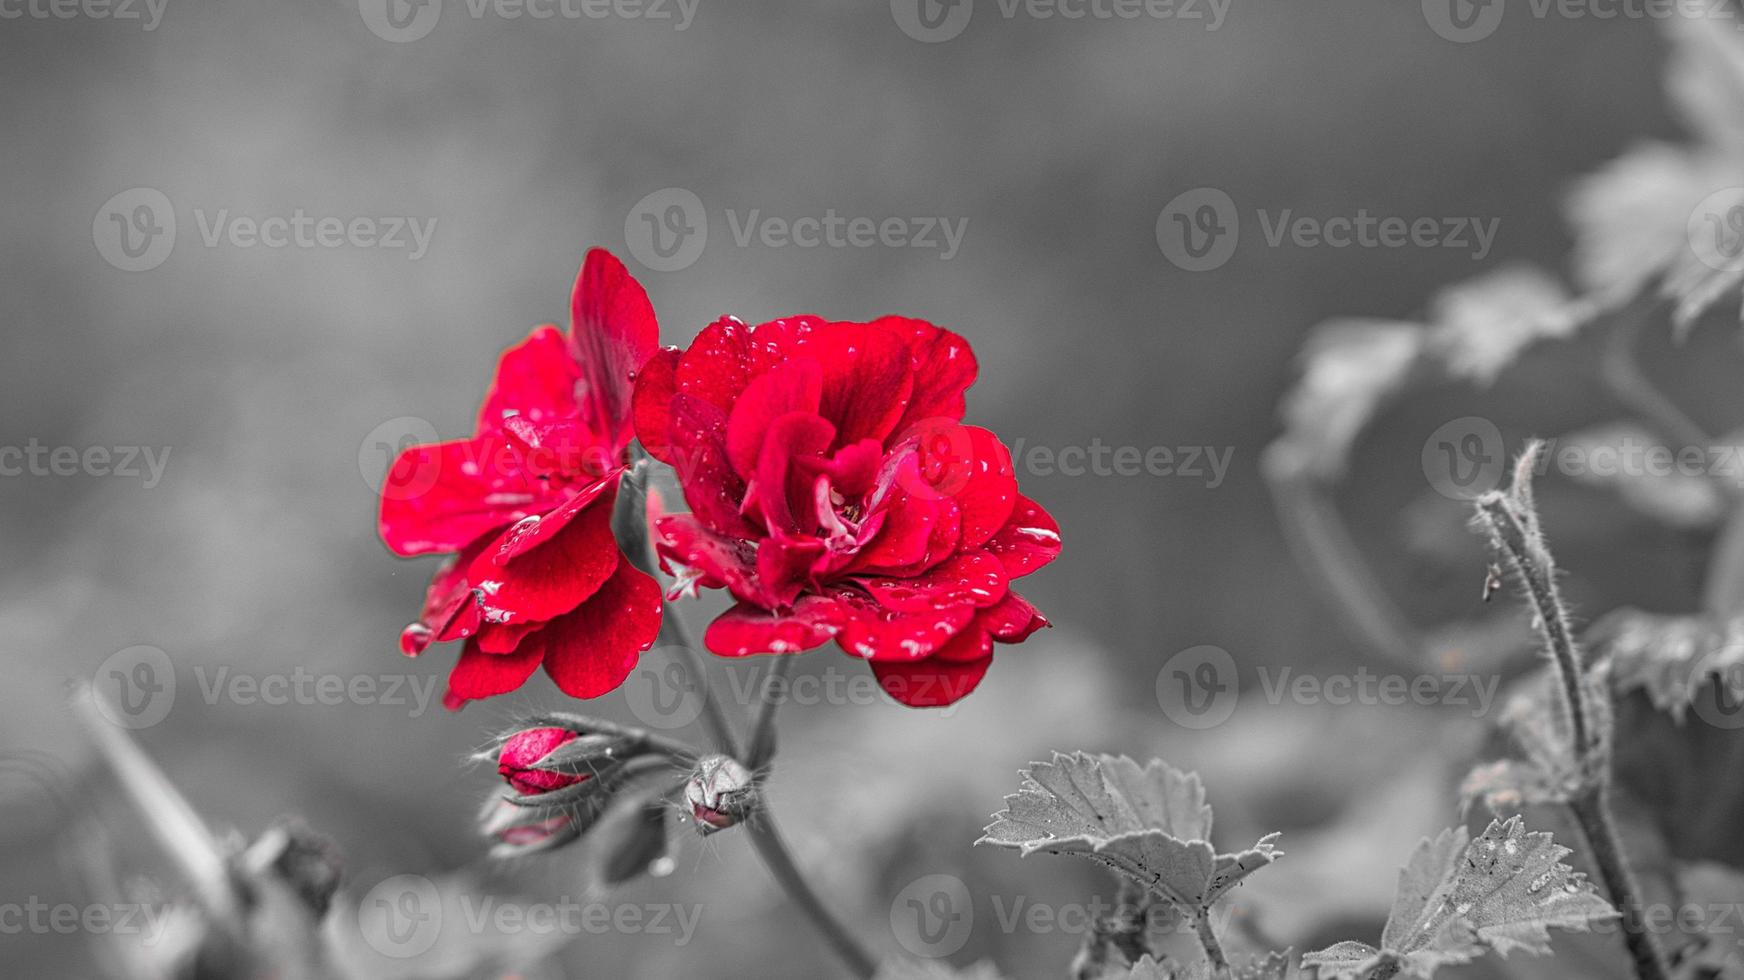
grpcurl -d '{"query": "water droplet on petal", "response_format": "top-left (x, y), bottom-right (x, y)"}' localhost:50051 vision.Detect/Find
top-left (400, 623), bottom-right (434, 656)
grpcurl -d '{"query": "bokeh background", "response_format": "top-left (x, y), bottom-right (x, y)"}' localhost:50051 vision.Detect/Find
top-left (0, 2), bottom-right (1731, 977)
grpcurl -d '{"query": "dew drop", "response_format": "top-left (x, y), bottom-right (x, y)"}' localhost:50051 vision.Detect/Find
top-left (399, 623), bottom-right (434, 657)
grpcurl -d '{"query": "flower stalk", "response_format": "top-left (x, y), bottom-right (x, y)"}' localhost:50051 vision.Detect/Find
top-left (1474, 443), bottom-right (1670, 980)
top-left (661, 598), bottom-right (878, 978)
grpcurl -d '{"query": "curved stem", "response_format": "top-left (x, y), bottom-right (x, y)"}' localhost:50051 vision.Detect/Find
top-left (1599, 295), bottom-right (1716, 460)
top-left (659, 604), bottom-right (742, 760)
top-left (1266, 465), bottom-right (1424, 672)
top-left (746, 656), bottom-right (792, 771)
top-left (747, 813), bottom-right (879, 979)
top-left (1475, 454), bottom-right (1671, 980)
top-left (1476, 490), bottom-right (1592, 766)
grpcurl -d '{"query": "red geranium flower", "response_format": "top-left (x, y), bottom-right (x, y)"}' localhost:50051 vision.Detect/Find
top-left (632, 314), bottom-right (1060, 707)
top-left (379, 249), bottom-right (664, 709)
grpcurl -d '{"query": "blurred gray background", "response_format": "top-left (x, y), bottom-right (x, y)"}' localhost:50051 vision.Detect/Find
top-left (0, 1), bottom-right (1705, 977)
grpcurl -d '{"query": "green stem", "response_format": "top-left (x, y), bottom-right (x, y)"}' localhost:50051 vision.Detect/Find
top-left (1569, 787), bottom-right (1670, 980)
top-left (748, 813), bottom-right (879, 979)
top-left (659, 604), bottom-right (743, 760)
top-left (1477, 469), bottom-right (1671, 980)
top-left (745, 656), bottom-right (792, 771)
top-left (1193, 906), bottom-right (1229, 978)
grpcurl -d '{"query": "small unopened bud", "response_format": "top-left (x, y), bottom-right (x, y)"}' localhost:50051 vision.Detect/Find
top-left (478, 798), bottom-right (584, 858)
top-left (475, 716), bottom-right (686, 862)
top-left (684, 755), bottom-right (755, 836)
top-left (487, 721), bottom-right (650, 803)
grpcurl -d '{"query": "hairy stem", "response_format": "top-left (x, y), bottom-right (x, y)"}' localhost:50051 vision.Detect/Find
top-left (658, 604), bottom-right (743, 760)
top-left (1570, 787), bottom-right (1669, 980)
top-left (745, 655), bottom-right (792, 771)
top-left (1476, 491), bottom-right (1592, 765)
top-left (1193, 906), bottom-right (1230, 978)
top-left (1476, 456), bottom-right (1671, 980)
top-left (748, 814), bottom-right (880, 979)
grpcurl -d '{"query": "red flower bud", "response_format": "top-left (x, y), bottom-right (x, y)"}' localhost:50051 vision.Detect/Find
top-left (496, 727), bottom-right (589, 796)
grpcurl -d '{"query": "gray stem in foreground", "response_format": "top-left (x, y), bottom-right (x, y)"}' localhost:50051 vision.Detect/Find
top-left (1475, 449), bottom-right (1670, 980)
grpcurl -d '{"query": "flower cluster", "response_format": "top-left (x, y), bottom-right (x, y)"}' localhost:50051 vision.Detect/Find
top-left (379, 248), bottom-right (1058, 709)
top-left (379, 250), bottom-right (663, 709)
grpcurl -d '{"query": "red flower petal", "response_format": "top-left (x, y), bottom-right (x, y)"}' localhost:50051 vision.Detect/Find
top-left (939, 425), bottom-right (1018, 551)
top-left (654, 513), bottom-right (760, 602)
top-left (474, 618), bottom-right (543, 654)
top-left (530, 560), bottom-right (664, 700)
top-left (676, 316), bottom-right (816, 415)
top-left (834, 591), bottom-right (978, 662)
top-left (983, 494), bottom-right (1061, 578)
top-left (871, 316), bottom-right (978, 434)
top-left (755, 535), bottom-right (827, 608)
top-left (475, 326), bottom-right (584, 435)
top-left (632, 346), bottom-right (682, 463)
top-left (869, 654), bottom-right (992, 707)
top-left (726, 359), bottom-right (823, 480)
top-left (796, 324), bottom-right (915, 449)
top-left (378, 437), bottom-right (539, 556)
top-left (479, 474), bottom-right (618, 565)
top-left (467, 489), bottom-right (622, 625)
top-left (980, 590), bottom-right (1049, 643)
top-left (860, 550), bottom-right (1008, 613)
top-left (444, 640), bottom-right (543, 710)
top-left (669, 393), bottom-right (752, 536)
top-left (754, 412), bottom-right (836, 535)
top-left (569, 248), bottom-right (661, 454)
top-left (853, 461), bottom-right (964, 574)
top-left (703, 598), bottom-right (844, 656)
